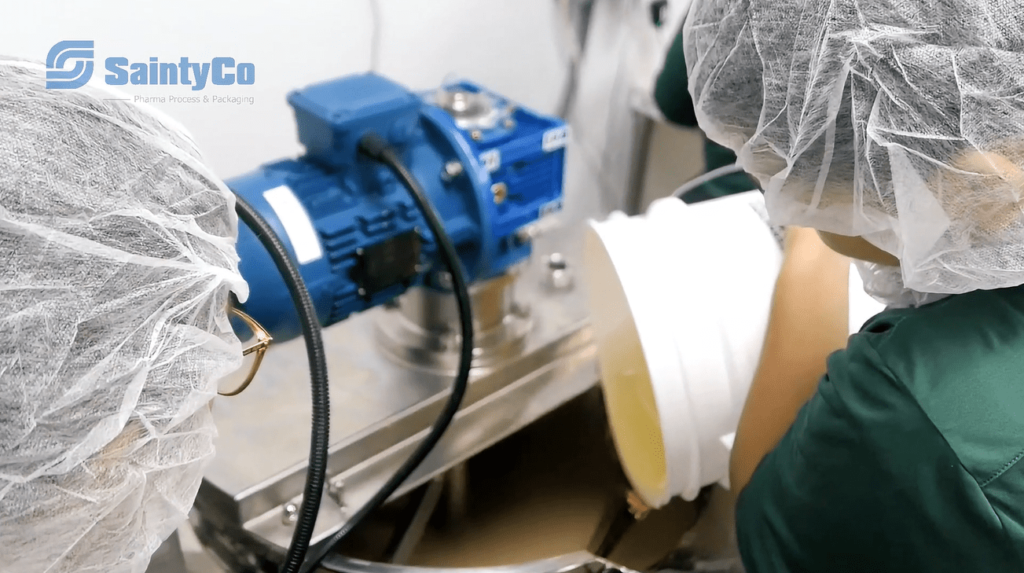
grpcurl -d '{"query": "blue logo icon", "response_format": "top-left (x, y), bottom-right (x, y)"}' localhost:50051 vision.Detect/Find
top-left (46, 41), bottom-right (95, 89)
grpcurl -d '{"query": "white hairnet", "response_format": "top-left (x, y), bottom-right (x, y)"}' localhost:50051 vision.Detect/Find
top-left (0, 61), bottom-right (246, 572)
top-left (683, 0), bottom-right (1024, 295)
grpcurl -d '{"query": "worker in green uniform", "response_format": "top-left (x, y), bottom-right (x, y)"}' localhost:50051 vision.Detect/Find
top-left (653, 27), bottom-right (758, 203)
top-left (675, 0), bottom-right (1024, 570)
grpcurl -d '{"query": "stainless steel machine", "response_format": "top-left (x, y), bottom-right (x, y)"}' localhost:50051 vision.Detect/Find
top-left (168, 49), bottom-right (742, 570)
top-left (192, 225), bottom-right (598, 571)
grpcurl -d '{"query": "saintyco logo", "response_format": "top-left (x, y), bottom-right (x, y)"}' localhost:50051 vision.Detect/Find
top-left (45, 40), bottom-right (256, 90)
top-left (46, 41), bottom-right (94, 89)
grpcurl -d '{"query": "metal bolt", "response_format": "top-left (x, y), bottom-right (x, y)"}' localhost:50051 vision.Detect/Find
top-left (282, 503), bottom-right (299, 525)
top-left (442, 160), bottom-right (464, 182)
top-left (355, 248), bottom-right (365, 256)
top-left (503, 118), bottom-right (516, 129)
top-left (357, 287), bottom-right (367, 297)
top-left (436, 272), bottom-right (453, 289)
top-left (471, 130), bottom-right (483, 141)
top-left (515, 221), bottom-right (547, 245)
top-left (547, 253), bottom-right (567, 271)
top-left (491, 182), bottom-right (508, 204)
top-left (515, 227), bottom-right (532, 245)
top-left (546, 253), bottom-right (573, 290)
top-left (550, 270), bottom-right (573, 290)
top-left (328, 479), bottom-right (346, 509)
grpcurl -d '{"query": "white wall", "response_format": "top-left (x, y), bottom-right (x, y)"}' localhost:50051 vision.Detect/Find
top-left (1, 0), bottom-right (568, 179)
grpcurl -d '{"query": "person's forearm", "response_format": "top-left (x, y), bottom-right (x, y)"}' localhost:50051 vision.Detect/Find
top-left (729, 230), bottom-right (850, 493)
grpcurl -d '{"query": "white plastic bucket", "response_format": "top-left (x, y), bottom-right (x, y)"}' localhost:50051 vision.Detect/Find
top-left (583, 192), bottom-right (885, 508)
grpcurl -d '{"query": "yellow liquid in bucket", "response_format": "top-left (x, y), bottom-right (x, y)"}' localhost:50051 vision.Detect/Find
top-left (598, 314), bottom-right (668, 502)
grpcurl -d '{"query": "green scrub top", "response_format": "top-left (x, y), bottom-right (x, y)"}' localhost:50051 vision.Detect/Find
top-left (738, 286), bottom-right (1024, 571)
top-left (653, 28), bottom-right (759, 203)
top-left (653, 25), bottom-right (1024, 568)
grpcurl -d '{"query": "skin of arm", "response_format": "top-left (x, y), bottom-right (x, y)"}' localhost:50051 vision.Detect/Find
top-left (729, 226), bottom-right (853, 494)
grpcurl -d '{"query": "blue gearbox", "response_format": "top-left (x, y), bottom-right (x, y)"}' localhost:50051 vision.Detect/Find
top-left (230, 74), bottom-right (568, 341)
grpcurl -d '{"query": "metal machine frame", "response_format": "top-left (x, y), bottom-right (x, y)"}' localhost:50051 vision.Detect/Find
top-left (193, 224), bottom-right (599, 570)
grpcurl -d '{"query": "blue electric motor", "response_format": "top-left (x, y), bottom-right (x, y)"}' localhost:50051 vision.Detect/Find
top-left (230, 74), bottom-right (568, 341)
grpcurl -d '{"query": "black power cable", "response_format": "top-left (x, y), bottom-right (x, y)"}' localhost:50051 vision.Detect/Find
top-left (233, 195), bottom-right (331, 573)
top-left (299, 132), bottom-right (475, 573)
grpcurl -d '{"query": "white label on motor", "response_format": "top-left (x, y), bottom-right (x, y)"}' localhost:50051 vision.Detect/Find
top-left (542, 126), bottom-right (569, 152)
top-left (480, 149), bottom-right (501, 172)
top-left (262, 185), bottom-right (323, 265)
